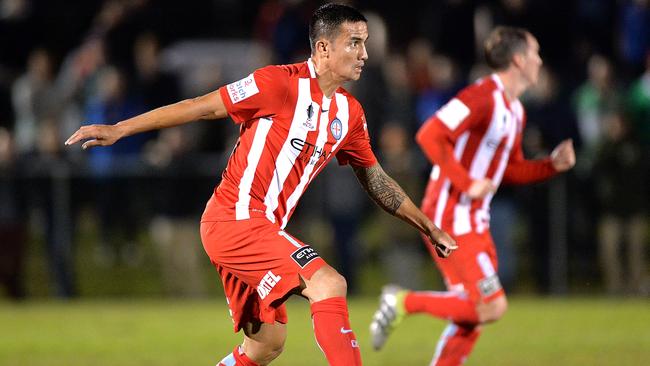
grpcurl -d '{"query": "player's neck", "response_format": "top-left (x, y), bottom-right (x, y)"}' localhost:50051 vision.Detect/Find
top-left (496, 70), bottom-right (527, 101)
top-left (311, 56), bottom-right (342, 97)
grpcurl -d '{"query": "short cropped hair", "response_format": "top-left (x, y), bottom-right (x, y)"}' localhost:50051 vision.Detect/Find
top-left (309, 3), bottom-right (367, 54)
top-left (484, 26), bottom-right (530, 70)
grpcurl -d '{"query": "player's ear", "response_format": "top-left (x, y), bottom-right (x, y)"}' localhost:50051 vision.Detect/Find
top-left (511, 52), bottom-right (525, 69)
top-left (316, 39), bottom-right (329, 58)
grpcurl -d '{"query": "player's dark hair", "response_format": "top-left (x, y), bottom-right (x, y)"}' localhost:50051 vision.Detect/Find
top-left (309, 3), bottom-right (367, 54)
top-left (484, 26), bottom-right (530, 70)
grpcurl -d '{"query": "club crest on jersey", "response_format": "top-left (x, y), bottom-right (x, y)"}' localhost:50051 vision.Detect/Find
top-left (330, 118), bottom-right (343, 140)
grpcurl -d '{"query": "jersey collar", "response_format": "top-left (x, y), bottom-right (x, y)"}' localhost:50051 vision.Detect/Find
top-left (307, 58), bottom-right (317, 78)
top-left (491, 73), bottom-right (505, 90)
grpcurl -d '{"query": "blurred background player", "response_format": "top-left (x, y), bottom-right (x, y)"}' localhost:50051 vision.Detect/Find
top-left (65, 3), bottom-right (456, 366)
top-left (369, 26), bottom-right (576, 365)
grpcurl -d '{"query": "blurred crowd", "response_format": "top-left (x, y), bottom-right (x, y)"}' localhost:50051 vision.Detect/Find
top-left (0, 0), bottom-right (648, 299)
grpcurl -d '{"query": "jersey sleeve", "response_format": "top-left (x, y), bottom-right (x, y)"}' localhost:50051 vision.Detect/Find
top-left (502, 114), bottom-right (558, 184)
top-left (415, 87), bottom-right (492, 192)
top-left (336, 108), bottom-right (377, 168)
top-left (218, 65), bottom-right (289, 124)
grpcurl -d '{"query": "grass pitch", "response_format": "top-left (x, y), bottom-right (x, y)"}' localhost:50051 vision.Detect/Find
top-left (1, 296), bottom-right (648, 366)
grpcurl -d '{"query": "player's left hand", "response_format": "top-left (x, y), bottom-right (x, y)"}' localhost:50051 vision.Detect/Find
top-left (426, 226), bottom-right (457, 258)
top-left (550, 139), bottom-right (576, 172)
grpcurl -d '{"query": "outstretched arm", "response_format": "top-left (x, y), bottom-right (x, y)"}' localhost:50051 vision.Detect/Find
top-left (352, 163), bottom-right (457, 258)
top-left (65, 89), bottom-right (228, 149)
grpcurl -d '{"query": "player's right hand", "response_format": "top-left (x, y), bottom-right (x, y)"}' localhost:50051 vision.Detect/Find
top-left (64, 124), bottom-right (124, 149)
top-left (467, 178), bottom-right (495, 199)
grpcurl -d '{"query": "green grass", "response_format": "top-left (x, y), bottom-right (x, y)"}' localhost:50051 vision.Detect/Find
top-left (1, 297), bottom-right (649, 366)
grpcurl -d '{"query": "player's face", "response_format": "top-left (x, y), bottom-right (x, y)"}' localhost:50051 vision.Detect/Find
top-left (522, 34), bottom-right (542, 85)
top-left (329, 21), bottom-right (369, 81)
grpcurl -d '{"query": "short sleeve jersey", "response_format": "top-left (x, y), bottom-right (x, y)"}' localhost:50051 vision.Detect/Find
top-left (203, 59), bottom-right (376, 229)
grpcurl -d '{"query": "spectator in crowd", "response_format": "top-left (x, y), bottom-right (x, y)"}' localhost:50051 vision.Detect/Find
top-left (84, 65), bottom-right (149, 266)
top-left (11, 47), bottom-right (76, 298)
top-left (375, 123), bottom-right (427, 290)
top-left (0, 127), bottom-right (26, 299)
top-left (593, 112), bottom-right (648, 295)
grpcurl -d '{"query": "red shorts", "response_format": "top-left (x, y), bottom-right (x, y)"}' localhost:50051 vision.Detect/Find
top-left (424, 230), bottom-right (504, 303)
top-left (200, 217), bottom-right (326, 332)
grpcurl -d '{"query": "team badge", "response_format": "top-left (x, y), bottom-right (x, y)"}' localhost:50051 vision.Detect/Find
top-left (330, 118), bottom-right (342, 140)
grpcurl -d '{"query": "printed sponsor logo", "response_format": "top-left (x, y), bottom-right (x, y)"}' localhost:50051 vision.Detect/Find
top-left (290, 245), bottom-right (320, 268)
top-left (226, 73), bottom-right (259, 104)
top-left (340, 327), bottom-right (354, 334)
top-left (256, 270), bottom-right (282, 299)
top-left (290, 138), bottom-right (330, 165)
top-left (486, 139), bottom-right (500, 149)
top-left (478, 274), bottom-right (502, 297)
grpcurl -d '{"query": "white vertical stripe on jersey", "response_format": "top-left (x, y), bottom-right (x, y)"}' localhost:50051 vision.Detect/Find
top-left (475, 93), bottom-right (519, 233)
top-left (280, 93), bottom-right (349, 229)
top-left (280, 96), bottom-right (332, 229)
top-left (456, 90), bottom-right (504, 234)
top-left (235, 117), bottom-right (273, 220)
top-left (309, 93), bottom-right (349, 180)
top-left (433, 131), bottom-right (470, 229)
top-left (264, 78), bottom-right (313, 223)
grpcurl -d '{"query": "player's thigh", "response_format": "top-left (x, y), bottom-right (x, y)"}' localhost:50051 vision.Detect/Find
top-left (201, 218), bottom-right (327, 328)
top-left (433, 231), bottom-right (504, 303)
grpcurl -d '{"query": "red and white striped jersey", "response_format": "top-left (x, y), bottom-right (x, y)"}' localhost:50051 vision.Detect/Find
top-left (416, 74), bottom-right (557, 236)
top-left (202, 59), bottom-right (376, 229)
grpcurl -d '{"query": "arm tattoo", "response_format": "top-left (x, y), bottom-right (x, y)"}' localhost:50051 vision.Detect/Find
top-left (353, 163), bottom-right (407, 215)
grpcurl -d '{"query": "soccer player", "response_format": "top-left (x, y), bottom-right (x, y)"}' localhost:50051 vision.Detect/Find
top-left (65, 4), bottom-right (457, 366)
top-left (369, 26), bottom-right (576, 365)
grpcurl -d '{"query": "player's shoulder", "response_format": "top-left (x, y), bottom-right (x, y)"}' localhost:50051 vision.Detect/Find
top-left (274, 61), bottom-right (312, 78)
top-left (458, 75), bottom-right (498, 99)
top-left (335, 87), bottom-right (362, 109)
top-left (336, 87), bottom-right (366, 120)
top-left (454, 75), bottom-right (498, 109)
top-left (253, 61), bottom-right (310, 82)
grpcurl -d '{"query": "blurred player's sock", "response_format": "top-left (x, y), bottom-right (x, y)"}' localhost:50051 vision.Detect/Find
top-left (311, 297), bottom-right (362, 366)
top-left (217, 345), bottom-right (259, 366)
top-left (405, 291), bottom-right (478, 324)
top-left (430, 323), bottom-right (480, 366)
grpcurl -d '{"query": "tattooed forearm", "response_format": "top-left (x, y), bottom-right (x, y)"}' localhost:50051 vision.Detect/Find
top-left (353, 163), bottom-right (407, 215)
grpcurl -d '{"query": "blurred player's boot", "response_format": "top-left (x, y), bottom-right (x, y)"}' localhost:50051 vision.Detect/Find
top-left (369, 284), bottom-right (407, 350)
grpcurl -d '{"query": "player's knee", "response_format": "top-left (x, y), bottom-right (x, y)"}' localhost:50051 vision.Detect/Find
top-left (302, 266), bottom-right (347, 301)
top-left (477, 296), bottom-right (508, 323)
top-left (258, 343), bottom-right (285, 365)
top-left (244, 339), bottom-right (285, 365)
top-left (318, 269), bottom-right (347, 299)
